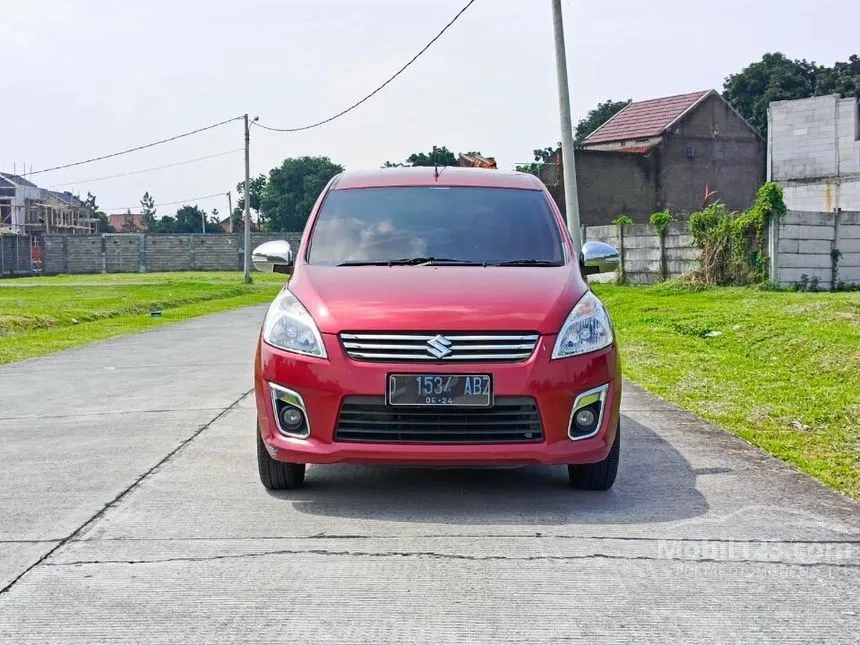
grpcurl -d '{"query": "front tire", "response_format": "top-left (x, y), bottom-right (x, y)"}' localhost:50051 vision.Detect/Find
top-left (568, 424), bottom-right (620, 491)
top-left (257, 429), bottom-right (306, 490)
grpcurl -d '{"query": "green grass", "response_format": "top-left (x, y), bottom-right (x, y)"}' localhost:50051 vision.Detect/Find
top-left (0, 272), bottom-right (286, 365)
top-left (592, 282), bottom-right (860, 498)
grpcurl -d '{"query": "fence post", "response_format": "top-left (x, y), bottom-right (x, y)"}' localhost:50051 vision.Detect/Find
top-left (189, 234), bottom-right (196, 270)
top-left (658, 229), bottom-right (667, 281)
top-left (768, 215), bottom-right (779, 285)
top-left (139, 234), bottom-right (147, 273)
top-left (0, 237), bottom-right (5, 276)
top-left (831, 209), bottom-right (842, 290)
top-left (63, 236), bottom-right (70, 274)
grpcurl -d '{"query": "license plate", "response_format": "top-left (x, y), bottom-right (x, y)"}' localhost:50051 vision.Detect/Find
top-left (387, 374), bottom-right (493, 407)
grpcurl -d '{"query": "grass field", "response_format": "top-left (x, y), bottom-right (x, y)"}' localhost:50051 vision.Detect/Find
top-left (0, 272), bottom-right (286, 365)
top-left (592, 283), bottom-right (860, 499)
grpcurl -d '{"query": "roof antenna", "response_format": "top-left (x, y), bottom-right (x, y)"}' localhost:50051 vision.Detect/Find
top-left (432, 145), bottom-right (439, 179)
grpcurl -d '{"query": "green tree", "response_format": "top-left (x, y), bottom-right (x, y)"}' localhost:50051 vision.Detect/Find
top-left (515, 144), bottom-right (560, 174)
top-left (723, 52), bottom-right (858, 135)
top-left (383, 146), bottom-right (458, 168)
top-left (234, 174), bottom-right (267, 219)
top-left (83, 192), bottom-right (114, 233)
top-left (122, 209), bottom-right (138, 233)
top-left (259, 156), bottom-right (344, 232)
top-left (173, 205), bottom-right (209, 233)
top-left (817, 54), bottom-right (860, 96)
top-left (574, 99), bottom-right (631, 144)
top-left (152, 216), bottom-right (176, 233)
top-left (140, 191), bottom-right (156, 231)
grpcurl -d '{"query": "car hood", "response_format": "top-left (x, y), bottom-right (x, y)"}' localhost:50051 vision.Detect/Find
top-left (287, 265), bottom-right (588, 334)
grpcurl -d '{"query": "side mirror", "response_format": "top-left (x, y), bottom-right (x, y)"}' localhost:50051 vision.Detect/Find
top-left (580, 240), bottom-right (620, 276)
top-left (252, 240), bottom-right (293, 274)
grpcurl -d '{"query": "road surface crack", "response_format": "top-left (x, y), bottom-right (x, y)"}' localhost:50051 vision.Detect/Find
top-left (0, 389), bottom-right (252, 596)
top-left (47, 548), bottom-right (860, 569)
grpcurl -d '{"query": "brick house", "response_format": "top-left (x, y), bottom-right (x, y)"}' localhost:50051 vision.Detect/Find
top-left (107, 213), bottom-right (144, 232)
top-left (543, 90), bottom-right (766, 225)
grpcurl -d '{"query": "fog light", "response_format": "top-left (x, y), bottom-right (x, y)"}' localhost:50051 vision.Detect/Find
top-left (569, 384), bottom-right (609, 441)
top-left (279, 406), bottom-right (305, 431)
top-left (269, 383), bottom-right (310, 439)
top-left (574, 408), bottom-right (596, 428)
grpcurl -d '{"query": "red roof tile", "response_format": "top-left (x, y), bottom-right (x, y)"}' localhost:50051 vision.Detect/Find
top-left (615, 145), bottom-right (654, 154)
top-left (583, 90), bottom-right (713, 145)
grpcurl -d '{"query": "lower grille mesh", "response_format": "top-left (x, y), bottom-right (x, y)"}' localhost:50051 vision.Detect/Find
top-left (334, 396), bottom-right (543, 444)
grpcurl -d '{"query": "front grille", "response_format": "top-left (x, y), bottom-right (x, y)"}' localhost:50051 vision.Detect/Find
top-left (339, 332), bottom-right (539, 363)
top-left (334, 396), bottom-right (543, 444)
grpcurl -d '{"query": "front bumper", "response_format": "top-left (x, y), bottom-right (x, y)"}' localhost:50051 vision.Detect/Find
top-left (255, 333), bottom-right (621, 466)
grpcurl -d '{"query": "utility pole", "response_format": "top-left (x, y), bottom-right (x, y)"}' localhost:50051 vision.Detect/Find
top-left (551, 0), bottom-right (582, 256)
top-left (226, 192), bottom-right (233, 234)
top-left (243, 114), bottom-right (252, 284)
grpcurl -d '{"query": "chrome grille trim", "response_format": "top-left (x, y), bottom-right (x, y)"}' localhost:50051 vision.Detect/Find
top-left (339, 332), bottom-right (539, 363)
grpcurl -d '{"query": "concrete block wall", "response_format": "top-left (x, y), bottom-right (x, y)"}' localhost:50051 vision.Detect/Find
top-left (774, 210), bottom-right (860, 288)
top-left (104, 235), bottom-right (141, 273)
top-left (584, 221), bottom-right (699, 284)
top-left (42, 232), bottom-right (304, 275)
top-left (145, 235), bottom-right (195, 272)
top-left (42, 236), bottom-right (66, 274)
top-left (0, 235), bottom-right (33, 277)
top-left (770, 95), bottom-right (841, 181)
top-left (65, 236), bottom-right (103, 274)
top-left (769, 95), bottom-right (860, 212)
top-left (837, 98), bottom-right (860, 176)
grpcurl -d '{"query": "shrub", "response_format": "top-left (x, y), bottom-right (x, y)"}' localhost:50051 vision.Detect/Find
top-left (649, 210), bottom-right (673, 236)
top-left (688, 182), bottom-right (786, 285)
top-left (613, 214), bottom-right (633, 226)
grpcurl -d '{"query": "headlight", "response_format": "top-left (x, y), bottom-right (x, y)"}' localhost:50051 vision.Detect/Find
top-left (262, 289), bottom-right (327, 358)
top-left (551, 291), bottom-right (614, 359)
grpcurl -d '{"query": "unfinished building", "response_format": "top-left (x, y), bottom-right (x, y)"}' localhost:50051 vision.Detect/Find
top-left (0, 173), bottom-right (98, 237)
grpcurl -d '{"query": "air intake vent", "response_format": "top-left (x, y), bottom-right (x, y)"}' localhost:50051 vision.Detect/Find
top-left (334, 396), bottom-right (543, 444)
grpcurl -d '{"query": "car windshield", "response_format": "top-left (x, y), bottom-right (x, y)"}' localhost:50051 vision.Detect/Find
top-left (306, 186), bottom-right (565, 266)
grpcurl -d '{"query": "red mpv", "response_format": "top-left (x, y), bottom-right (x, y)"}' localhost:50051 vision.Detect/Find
top-left (252, 167), bottom-right (622, 490)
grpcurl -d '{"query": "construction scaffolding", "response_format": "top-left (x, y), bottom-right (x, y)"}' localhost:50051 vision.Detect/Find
top-left (0, 173), bottom-right (98, 237)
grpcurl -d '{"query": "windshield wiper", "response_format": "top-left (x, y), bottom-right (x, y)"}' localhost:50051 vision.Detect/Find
top-left (494, 259), bottom-right (560, 266)
top-left (338, 257), bottom-right (484, 267)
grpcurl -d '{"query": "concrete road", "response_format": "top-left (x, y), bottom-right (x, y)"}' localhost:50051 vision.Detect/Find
top-left (1, 306), bottom-right (858, 643)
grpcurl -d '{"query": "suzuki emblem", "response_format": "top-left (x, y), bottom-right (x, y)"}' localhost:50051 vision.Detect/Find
top-left (426, 335), bottom-right (453, 359)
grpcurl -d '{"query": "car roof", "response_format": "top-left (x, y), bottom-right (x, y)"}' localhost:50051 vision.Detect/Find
top-left (330, 166), bottom-right (542, 191)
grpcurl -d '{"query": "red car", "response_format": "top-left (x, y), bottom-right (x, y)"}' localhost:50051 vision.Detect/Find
top-left (252, 167), bottom-right (621, 490)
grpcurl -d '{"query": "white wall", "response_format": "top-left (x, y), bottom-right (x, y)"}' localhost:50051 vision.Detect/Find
top-left (774, 210), bottom-right (860, 289)
top-left (768, 95), bottom-right (860, 212)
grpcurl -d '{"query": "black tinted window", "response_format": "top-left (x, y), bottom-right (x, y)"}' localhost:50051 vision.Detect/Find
top-left (307, 186), bottom-right (565, 266)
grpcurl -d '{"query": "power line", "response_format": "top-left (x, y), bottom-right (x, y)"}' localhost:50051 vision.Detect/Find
top-left (103, 192), bottom-right (227, 212)
top-left (253, 0), bottom-right (479, 133)
top-left (46, 149), bottom-right (244, 189)
top-left (26, 116), bottom-right (244, 177)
